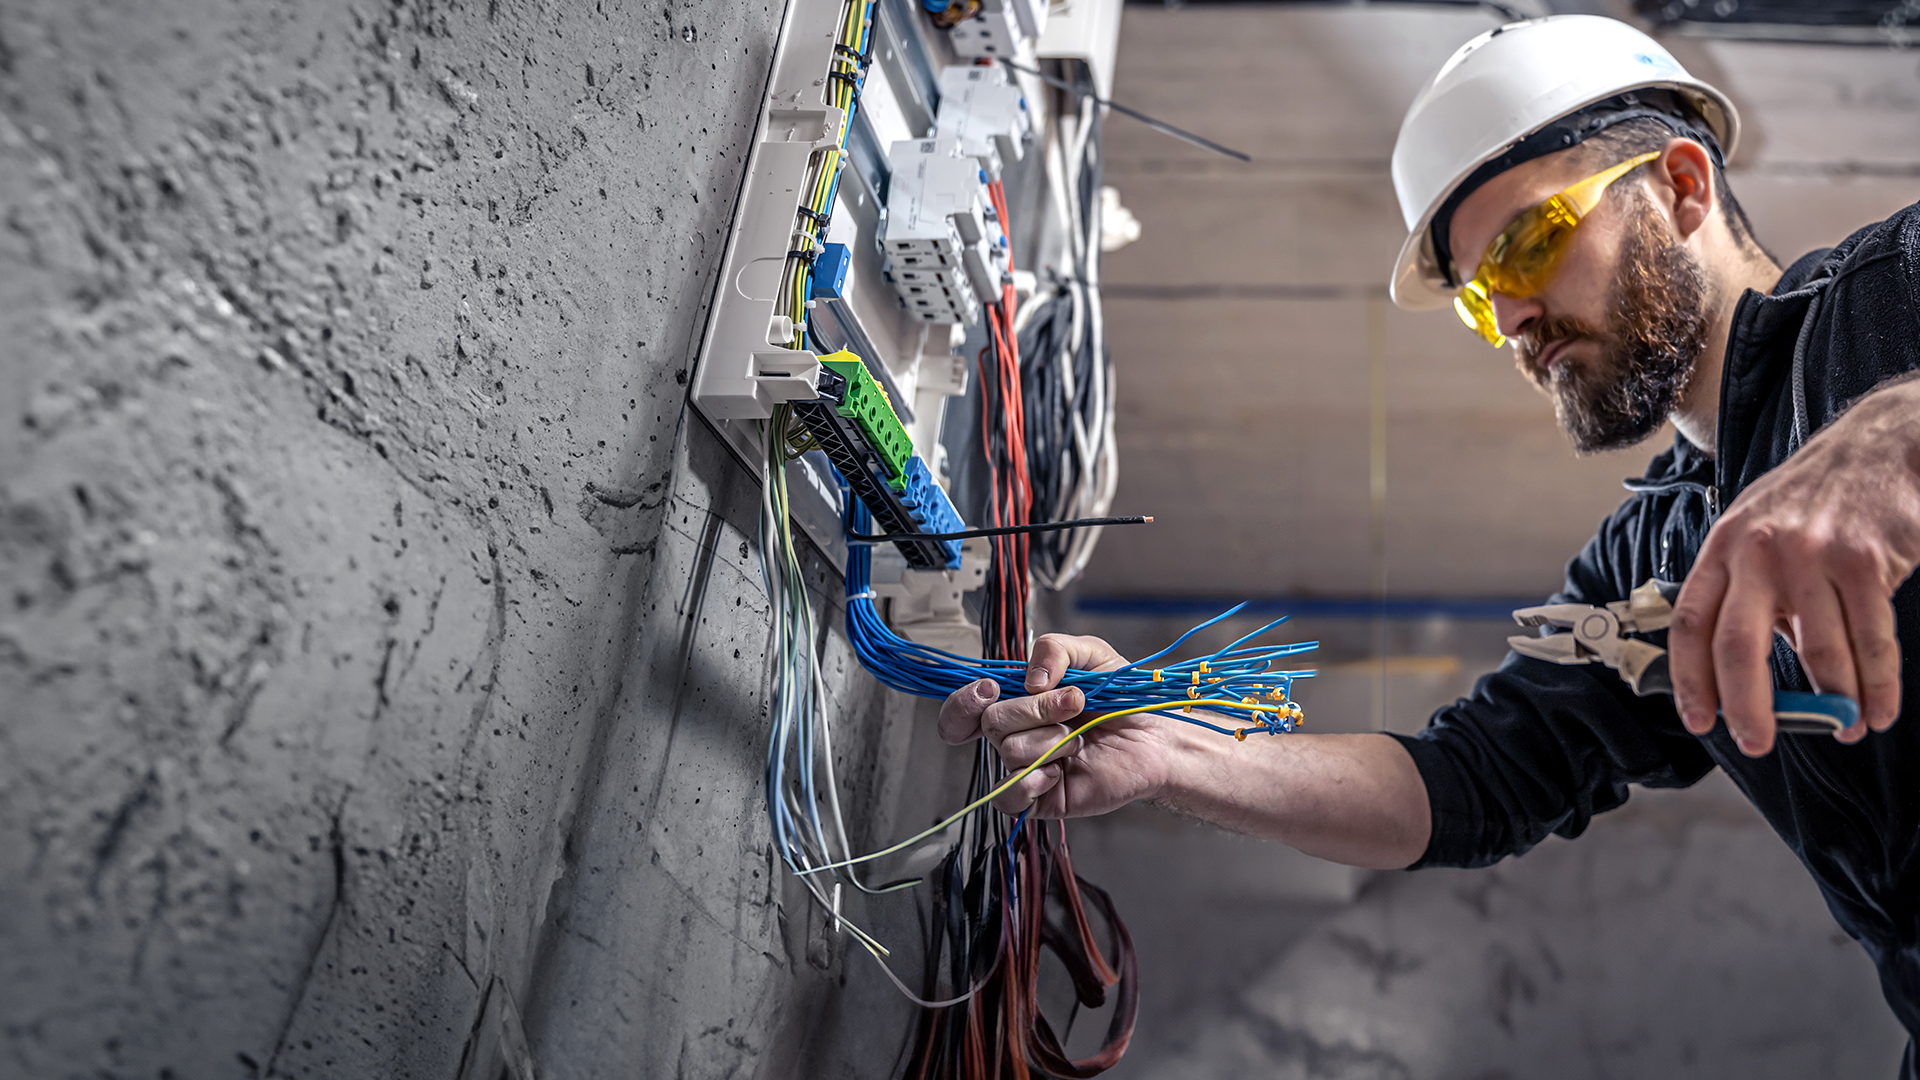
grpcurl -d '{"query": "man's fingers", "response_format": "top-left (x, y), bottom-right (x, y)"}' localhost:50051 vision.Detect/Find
top-left (1001, 729), bottom-right (1082, 771)
top-left (1025, 634), bottom-right (1125, 694)
top-left (1785, 576), bottom-right (1860, 701)
top-left (981, 686), bottom-right (1085, 744)
top-left (938, 678), bottom-right (1000, 745)
top-left (992, 763), bottom-right (1061, 815)
top-left (1838, 576), bottom-right (1902, 732)
top-left (1713, 570), bottom-right (1782, 756)
top-left (1670, 558), bottom-right (1730, 734)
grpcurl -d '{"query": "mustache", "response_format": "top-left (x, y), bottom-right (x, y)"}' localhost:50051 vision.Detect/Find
top-left (1515, 315), bottom-right (1605, 381)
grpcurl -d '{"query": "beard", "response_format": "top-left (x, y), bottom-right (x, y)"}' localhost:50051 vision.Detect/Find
top-left (1515, 199), bottom-right (1711, 454)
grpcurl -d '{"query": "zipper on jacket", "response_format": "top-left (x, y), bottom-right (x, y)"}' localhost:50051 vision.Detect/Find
top-left (1705, 485), bottom-right (1720, 520)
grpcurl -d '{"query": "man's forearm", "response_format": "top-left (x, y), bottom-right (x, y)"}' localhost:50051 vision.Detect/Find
top-left (1150, 726), bottom-right (1431, 870)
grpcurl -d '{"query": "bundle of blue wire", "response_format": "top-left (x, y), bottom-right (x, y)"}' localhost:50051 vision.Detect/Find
top-left (842, 493), bottom-right (1317, 737)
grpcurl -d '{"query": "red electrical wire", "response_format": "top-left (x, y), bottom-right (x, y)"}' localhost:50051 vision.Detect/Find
top-left (911, 179), bottom-right (1135, 1080)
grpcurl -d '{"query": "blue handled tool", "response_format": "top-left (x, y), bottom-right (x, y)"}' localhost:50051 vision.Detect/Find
top-left (1508, 579), bottom-right (1860, 736)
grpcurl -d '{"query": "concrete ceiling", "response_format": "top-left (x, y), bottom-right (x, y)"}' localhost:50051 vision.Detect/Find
top-left (1079, 3), bottom-right (1920, 601)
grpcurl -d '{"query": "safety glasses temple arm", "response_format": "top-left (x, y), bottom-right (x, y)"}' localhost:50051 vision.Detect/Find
top-left (1561, 150), bottom-right (1662, 218)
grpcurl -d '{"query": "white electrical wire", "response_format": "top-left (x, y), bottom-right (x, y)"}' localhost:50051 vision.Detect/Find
top-left (1027, 90), bottom-right (1119, 591)
top-left (758, 412), bottom-right (1003, 1008)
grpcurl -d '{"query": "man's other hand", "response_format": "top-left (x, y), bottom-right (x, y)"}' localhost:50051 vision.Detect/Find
top-left (937, 633), bottom-right (1175, 818)
top-left (1670, 381), bottom-right (1920, 755)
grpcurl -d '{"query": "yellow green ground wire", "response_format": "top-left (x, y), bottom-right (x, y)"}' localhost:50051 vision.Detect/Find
top-left (798, 698), bottom-right (1300, 879)
top-left (781, 0), bottom-right (860, 347)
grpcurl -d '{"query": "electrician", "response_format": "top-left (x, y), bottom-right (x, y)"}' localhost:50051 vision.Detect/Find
top-left (939, 13), bottom-right (1920, 1071)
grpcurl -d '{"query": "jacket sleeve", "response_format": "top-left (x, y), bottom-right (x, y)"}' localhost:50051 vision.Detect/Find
top-left (1387, 519), bottom-right (1718, 870)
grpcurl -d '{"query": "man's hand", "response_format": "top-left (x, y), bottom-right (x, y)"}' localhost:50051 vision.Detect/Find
top-left (1670, 379), bottom-right (1920, 755)
top-left (937, 633), bottom-right (1176, 818)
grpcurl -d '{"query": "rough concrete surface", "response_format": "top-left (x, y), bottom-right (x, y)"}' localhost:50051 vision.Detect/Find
top-left (0, 2), bottom-right (955, 1077)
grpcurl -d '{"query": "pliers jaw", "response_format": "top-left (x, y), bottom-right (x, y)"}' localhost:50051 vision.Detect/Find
top-left (1506, 581), bottom-right (1680, 696)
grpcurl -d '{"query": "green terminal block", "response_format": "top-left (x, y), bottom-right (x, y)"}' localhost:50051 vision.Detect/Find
top-left (818, 350), bottom-right (913, 488)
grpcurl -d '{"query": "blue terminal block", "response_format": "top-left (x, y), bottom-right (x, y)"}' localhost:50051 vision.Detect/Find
top-left (810, 242), bottom-right (852, 300)
top-left (892, 455), bottom-right (965, 569)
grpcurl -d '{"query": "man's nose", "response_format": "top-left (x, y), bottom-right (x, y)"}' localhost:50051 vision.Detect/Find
top-left (1490, 292), bottom-right (1544, 341)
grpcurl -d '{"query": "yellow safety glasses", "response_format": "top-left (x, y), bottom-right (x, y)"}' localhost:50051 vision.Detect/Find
top-left (1453, 151), bottom-right (1661, 347)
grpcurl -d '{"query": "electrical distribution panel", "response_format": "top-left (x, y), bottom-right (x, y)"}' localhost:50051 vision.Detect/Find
top-left (689, 0), bottom-right (1122, 651)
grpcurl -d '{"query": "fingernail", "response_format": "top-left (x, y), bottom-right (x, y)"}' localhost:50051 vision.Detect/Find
top-left (1026, 666), bottom-right (1050, 692)
top-left (975, 678), bottom-right (1000, 701)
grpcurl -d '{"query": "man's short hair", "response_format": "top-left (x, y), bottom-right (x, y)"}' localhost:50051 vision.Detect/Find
top-left (1562, 115), bottom-right (1769, 261)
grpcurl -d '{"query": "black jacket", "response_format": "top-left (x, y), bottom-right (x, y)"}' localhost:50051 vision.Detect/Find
top-left (1393, 201), bottom-right (1920, 1064)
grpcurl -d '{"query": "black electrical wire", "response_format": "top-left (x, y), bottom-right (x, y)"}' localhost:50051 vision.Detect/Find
top-left (997, 57), bottom-right (1251, 163)
top-left (847, 514), bottom-right (1151, 544)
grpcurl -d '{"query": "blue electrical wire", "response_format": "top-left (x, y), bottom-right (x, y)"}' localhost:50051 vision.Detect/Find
top-left (840, 486), bottom-right (1316, 736)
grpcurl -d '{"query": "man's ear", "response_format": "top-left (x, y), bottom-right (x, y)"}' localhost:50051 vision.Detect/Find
top-left (1659, 137), bottom-right (1716, 241)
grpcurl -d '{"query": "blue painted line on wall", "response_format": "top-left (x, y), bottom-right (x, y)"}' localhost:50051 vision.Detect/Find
top-left (1075, 595), bottom-right (1546, 622)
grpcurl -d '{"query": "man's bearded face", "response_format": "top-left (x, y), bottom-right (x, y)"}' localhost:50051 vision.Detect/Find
top-left (1514, 194), bottom-right (1711, 454)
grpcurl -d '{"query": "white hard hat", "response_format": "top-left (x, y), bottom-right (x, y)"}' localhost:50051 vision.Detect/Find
top-left (1389, 15), bottom-right (1739, 311)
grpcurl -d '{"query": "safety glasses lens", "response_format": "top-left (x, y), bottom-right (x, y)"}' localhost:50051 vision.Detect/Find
top-left (1454, 281), bottom-right (1504, 347)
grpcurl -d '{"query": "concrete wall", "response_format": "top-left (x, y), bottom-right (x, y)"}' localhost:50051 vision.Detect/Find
top-left (0, 2), bottom-right (950, 1076)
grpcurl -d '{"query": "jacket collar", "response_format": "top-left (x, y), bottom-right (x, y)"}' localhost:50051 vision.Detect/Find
top-left (1711, 247), bottom-right (1834, 491)
top-left (1621, 248), bottom-right (1833, 497)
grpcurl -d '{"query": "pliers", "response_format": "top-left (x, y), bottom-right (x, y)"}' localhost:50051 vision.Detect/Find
top-left (1508, 578), bottom-right (1860, 736)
